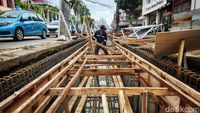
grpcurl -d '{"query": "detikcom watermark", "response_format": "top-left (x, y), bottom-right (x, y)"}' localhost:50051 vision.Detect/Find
top-left (165, 106), bottom-right (199, 113)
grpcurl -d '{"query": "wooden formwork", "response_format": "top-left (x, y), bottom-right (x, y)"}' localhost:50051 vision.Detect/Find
top-left (0, 17), bottom-right (199, 113)
top-left (0, 36), bottom-right (199, 113)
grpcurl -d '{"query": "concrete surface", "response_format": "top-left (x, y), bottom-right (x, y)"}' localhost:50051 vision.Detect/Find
top-left (0, 36), bottom-right (59, 49)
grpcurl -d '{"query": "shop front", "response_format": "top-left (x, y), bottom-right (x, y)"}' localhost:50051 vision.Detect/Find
top-left (142, 0), bottom-right (168, 26)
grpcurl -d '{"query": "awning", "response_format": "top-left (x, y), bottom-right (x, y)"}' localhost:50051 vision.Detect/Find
top-left (0, 6), bottom-right (12, 12)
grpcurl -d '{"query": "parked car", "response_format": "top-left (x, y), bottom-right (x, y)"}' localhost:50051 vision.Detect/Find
top-left (47, 20), bottom-right (59, 37)
top-left (0, 10), bottom-right (48, 40)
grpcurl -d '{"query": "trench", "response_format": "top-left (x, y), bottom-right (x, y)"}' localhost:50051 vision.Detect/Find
top-left (0, 39), bottom-right (88, 101)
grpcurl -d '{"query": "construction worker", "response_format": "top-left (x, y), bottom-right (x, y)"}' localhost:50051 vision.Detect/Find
top-left (94, 25), bottom-right (109, 55)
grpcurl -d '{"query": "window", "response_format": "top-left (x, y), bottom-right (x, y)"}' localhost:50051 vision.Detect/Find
top-left (0, 11), bottom-right (21, 18)
top-left (36, 14), bottom-right (45, 21)
top-left (30, 13), bottom-right (39, 21)
top-left (21, 13), bottom-right (32, 21)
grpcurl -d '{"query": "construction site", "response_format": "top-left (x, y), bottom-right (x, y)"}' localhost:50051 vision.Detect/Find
top-left (0, 0), bottom-right (200, 113)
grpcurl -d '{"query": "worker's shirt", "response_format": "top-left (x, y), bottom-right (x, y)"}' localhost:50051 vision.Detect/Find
top-left (94, 30), bottom-right (107, 43)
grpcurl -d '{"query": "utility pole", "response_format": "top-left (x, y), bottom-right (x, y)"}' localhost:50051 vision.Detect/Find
top-left (116, 3), bottom-right (120, 32)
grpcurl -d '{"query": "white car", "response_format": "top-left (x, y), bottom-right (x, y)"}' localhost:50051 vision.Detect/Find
top-left (47, 20), bottom-right (59, 37)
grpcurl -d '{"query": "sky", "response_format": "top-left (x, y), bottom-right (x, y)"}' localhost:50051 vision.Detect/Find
top-left (50, 0), bottom-right (116, 25)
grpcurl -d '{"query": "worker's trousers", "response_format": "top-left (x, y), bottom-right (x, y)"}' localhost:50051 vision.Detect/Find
top-left (95, 42), bottom-right (109, 55)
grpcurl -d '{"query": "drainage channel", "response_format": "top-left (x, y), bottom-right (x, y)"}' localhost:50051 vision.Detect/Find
top-left (0, 39), bottom-right (88, 102)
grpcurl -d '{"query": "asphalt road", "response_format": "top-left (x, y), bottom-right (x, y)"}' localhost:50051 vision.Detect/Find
top-left (0, 36), bottom-right (59, 49)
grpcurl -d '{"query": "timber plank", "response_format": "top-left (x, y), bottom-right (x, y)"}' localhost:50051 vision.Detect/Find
top-left (49, 87), bottom-right (169, 96)
top-left (155, 29), bottom-right (200, 55)
top-left (67, 68), bottom-right (142, 76)
top-left (46, 59), bottom-right (88, 113)
top-left (101, 94), bottom-right (110, 113)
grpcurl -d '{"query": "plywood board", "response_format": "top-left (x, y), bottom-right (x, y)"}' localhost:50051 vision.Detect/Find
top-left (155, 29), bottom-right (200, 55)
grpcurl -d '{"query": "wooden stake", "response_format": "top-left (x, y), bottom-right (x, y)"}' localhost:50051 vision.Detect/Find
top-left (177, 40), bottom-right (185, 67)
top-left (84, 16), bottom-right (94, 53)
top-left (119, 90), bottom-right (128, 113)
top-left (177, 39), bottom-right (185, 77)
top-left (63, 97), bottom-right (69, 113)
top-left (101, 94), bottom-right (110, 113)
top-left (141, 92), bottom-right (148, 113)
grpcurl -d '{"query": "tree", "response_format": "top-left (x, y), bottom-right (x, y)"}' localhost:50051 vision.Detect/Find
top-left (69, 0), bottom-right (93, 26)
top-left (115, 0), bottom-right (142, 26)
top-left (15, 0), bottom-right (25, 9)
top-left (69, 0), bottom-right (84, 22)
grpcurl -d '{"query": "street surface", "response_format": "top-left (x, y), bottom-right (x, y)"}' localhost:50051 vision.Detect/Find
top-left (0, 36), bottom-right (58, 49)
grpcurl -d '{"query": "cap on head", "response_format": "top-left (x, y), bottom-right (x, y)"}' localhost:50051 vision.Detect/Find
top-left (100, 25), bottom-right (107, 30)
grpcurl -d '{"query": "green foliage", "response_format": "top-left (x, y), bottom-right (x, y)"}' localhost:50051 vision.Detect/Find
top-left (14, 0), bottom-right (58, 14)
top-left (115, 0), bottom-right (142, 13)
top-left (69, 0), bottom-right (93, 25)
top-left (15, 0), bottom-right (25, 9)
top-left (88, 16), bottom-right (95, 27)
top-left (115, 0), bottom-right (142, 26)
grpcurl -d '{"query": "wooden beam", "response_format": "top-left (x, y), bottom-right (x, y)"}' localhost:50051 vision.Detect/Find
top-left (113, 76), bottom-right (131, 113)
top-left (84, 16), bottom-right (94, 53)
top-left (63, 97), bottom-right (69, 113)
top-left (116, 76), bottom-right (133, 113)
top-left (139, 75), bottom-right (171, 113)
top-left (75, 76), bottom-right (93, 113)
top-left (0, 44), bottom-right (88, 113)
top-left (84, 55), bottom-right (123, 59)
top-left (177, 40), bottom-right (185, 77)
top-left (67, 68), bottom-right (142, 76)
top-left (119, 90), bottom-right (128, 113)
top-left (115, 42), bottom-right (200, 107)
top-left (77, 60), bottom-right (131, 65)
top-left (13, 48), bottom-right (88, 113)
top-left (101, 94), bottom-right (110, 113)
top-left (111, 59), bottom-right (133, 113)
top-left (93, 41), bottom-right (116, 53)
top-left (74, 32), bottom-right (116, 53)
top-left (34, 73), bottom-right (69, 113)
top-left (68, 77), bottom-right (89, 112)
top-left (177, 39), bottom-right (185, 67)
top-left (49, 87), bottom-right (169, 96)
top-left (141, 92), bottom-right (148, 113)
top-left (75, 32), bottom-right (88, 39)
top-left (46, 58), bottom-right (88, 113)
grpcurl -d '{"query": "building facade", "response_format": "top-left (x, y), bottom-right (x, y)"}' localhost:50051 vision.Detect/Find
top-left (0, 0), bottom-right (15, 10)
top-left (141, 0), bottom-right (172, 31)
top-left (172, 0), bottom-right (200, 30)
top-left (141, 0), bottom-right (200, 31)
